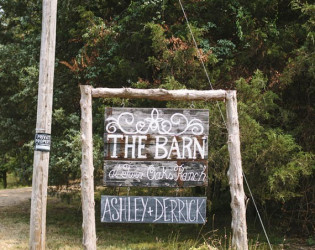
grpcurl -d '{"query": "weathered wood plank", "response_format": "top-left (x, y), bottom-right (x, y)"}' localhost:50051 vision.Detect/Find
top-left (104, 107), bottom-right (209, 188)
top-left (105, 108), bottom-right (209, 136)
top-left (104, 134), bottom-right (208, 160)
top-left (101, 196), bottom-right (207, 224)
top-left (104, 161), bottom-right (208, 187)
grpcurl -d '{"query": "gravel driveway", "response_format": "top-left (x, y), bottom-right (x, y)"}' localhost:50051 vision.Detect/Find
top-left (0, 187), bottom-right (32, 207)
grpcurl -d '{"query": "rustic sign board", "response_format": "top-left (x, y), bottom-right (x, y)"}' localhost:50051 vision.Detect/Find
top-left (103, 161), bottom-right (207, 187)
top-left (104, 108), bottom-right (209, 187)
top-left (101, 195), bottom-right (206, 224)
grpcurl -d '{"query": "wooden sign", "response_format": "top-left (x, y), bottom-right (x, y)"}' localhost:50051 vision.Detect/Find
top-left (103, 161), bottom-right (207, 187)
top-left (101, 196), bottom-right (206, 224)
top-left (80, 87), bottom-right (248, 249)
top-left (104, 108), bottom-right (209, 187)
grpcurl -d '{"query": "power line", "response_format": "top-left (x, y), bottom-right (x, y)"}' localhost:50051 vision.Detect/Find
top-left (177, 1), bottom-right (272, 249)
top-left (178, 0), bottom-right (227, 129)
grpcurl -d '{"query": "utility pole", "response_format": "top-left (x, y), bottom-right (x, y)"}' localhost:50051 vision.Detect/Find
top-left (29, 0), bottom-right (58, 249)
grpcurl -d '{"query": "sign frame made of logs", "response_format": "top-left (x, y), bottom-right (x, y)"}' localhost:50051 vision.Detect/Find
top-left (79, 86), bottom-right (248, 249)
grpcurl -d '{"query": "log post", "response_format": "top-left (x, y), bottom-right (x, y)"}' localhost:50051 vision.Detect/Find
top-left (29, 0), bottom-right (57, 249)
top-left (80, 85), bottom-right (97, 250)
top-left (226, 90), bottom-right (248, 250)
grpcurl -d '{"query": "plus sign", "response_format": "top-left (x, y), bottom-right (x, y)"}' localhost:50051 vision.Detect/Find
top-left (147, 207), bottom-right (154, 216)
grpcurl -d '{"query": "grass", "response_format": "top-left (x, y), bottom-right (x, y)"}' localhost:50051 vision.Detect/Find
top-left (0, 188), bottom-right (282, 250)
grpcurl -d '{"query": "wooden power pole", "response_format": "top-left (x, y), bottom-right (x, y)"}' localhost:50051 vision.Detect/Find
top-left (30, 0), bottom-right (58, 249)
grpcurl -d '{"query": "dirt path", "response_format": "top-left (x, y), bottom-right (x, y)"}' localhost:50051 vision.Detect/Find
top-left (0, 187), bottom-right (32, 207)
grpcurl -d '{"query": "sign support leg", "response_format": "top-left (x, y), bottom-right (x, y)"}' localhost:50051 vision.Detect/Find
top-left (80, 85), bottom-right (97, 250)
top-left (226, 90), bottom-right (248, 250)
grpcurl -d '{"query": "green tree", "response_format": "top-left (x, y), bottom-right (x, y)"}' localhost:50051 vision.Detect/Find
top-left (0, 0), bottom-right (313, 234)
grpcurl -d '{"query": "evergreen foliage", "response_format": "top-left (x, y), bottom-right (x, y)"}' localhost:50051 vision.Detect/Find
top-left (0, 0), bottom-right (314, 234)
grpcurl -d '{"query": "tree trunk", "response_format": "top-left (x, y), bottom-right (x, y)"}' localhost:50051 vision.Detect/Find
top-left (2, 170), bottom-right (7, 189)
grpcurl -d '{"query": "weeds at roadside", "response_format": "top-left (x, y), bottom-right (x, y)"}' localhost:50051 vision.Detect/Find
top-left (0, 189), bottom-right (306, 249)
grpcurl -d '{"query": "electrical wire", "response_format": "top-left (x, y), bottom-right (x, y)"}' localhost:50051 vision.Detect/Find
top-left (177, 0), bottom-right (273, 249)
top-left (178, 0), bottom-right (227, 129)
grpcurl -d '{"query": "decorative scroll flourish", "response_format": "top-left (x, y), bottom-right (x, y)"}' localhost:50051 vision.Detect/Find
top-left (106, 108), bottom-right (204, 136)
